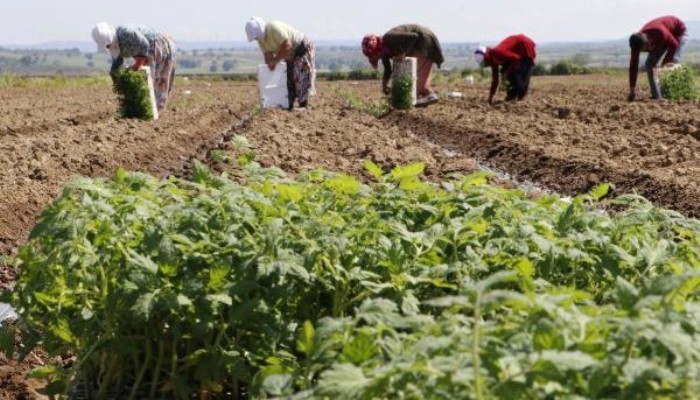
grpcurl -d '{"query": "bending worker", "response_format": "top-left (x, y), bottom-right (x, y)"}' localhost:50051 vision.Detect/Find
top-left (92, 22), bottom-right (176, 114)
top-left (474, 34), bottom-right (536, 105)
top-left (245, 16), bottom-right (316, 110)
top-left (362, 24), bottom-right (444, 107)
top-left (628, 15), bottom-right (686, 101)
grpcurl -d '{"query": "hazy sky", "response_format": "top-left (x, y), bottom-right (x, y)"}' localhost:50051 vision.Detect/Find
top-left (2, 0), bottom-right (699, 45)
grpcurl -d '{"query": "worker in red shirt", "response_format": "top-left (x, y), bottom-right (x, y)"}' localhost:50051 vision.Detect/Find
top-left (628, 15), bottom-right (687, 101)
top-left (474, 34), bottom-right (536, 105)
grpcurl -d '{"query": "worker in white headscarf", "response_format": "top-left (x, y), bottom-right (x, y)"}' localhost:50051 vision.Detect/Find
top-left (246, 16), bottom-right (316, 110)
top-left (92, 22), bottom-right (176, 114)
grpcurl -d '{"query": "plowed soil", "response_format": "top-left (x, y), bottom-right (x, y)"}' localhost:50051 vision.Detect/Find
top-left (1, 74), bottom-right (699, 398)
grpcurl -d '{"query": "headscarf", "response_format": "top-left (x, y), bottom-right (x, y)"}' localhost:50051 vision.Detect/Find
top-left (474, 45), bottom-right (487, 63)
top-left (361, 34), bottom-right (383, 69)
top-left (245, 16), bottom-right (266, 42)
top-left (91, 22), bottom-right (120, 59)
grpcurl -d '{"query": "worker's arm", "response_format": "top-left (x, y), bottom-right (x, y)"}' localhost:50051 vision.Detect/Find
top-left (628, 49), bottom-right (640, 101)
top-left (265, 39), bottom-right (293, 70)
top-left (488, 64), bottom-right (499, 105)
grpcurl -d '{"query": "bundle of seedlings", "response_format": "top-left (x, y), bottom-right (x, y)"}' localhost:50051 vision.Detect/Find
top-left (659, 65), bottom-right (699, 101)
top-left (391, 75), bottom-right (414, 109)
top-left (112, 67), bottom-right (155, 120)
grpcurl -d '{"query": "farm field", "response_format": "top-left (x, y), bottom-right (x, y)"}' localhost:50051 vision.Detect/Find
top-left (1, 73), bottom-right (700, 397)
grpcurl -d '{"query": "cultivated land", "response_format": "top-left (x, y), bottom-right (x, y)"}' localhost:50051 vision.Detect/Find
top-left (1, 74), bottom-right (699, 397)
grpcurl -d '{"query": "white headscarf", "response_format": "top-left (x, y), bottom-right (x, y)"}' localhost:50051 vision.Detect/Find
top-left (92, 22), bottom-right (120, 58)
top-left (474, 45), bottom-right (487, 63)
top-left (245, 16), bottom-right (266, 42)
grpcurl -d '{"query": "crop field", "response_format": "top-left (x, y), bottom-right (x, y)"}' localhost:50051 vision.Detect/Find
top-left (1, 74), bottom-right (700, 398)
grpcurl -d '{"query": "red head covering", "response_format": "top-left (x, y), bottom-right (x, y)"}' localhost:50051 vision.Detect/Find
top-left (361, 34), bottom-right (383, 69)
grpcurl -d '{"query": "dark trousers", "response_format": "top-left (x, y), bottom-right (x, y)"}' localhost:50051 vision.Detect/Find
top-left (644, 38), bottom-right (685, 99)
top-left (503, 58), bottom-right (534, 101)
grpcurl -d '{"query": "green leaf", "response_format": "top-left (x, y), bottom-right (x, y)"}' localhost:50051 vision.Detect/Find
top-left (177, 294), bottom-right (193, 307)
top-left (461, 171), bottom-right (493, 187)
top-left (296, 320), bottom-right (316, 357)
top-left (533, 320), bottom-right (565, 351)
top-left (325, 175), bottom-right (362, 194)
top-left (390, 163), bottom-right (425, 181)
top-left (364, 159), bottom-right (384, 181)
top-left (127, 249), bottom-right (158, 275)
top-left (534, 350), bottom-right (597, 372)
top-left (191, 160), bottom-right (211, 183)
top-left (276, 184), bottom-right (303, 202)
top-left (208, 264), bottom-right (231, 291)
top-left (317, 363), bottom-right (370, 398)
top-left (28, 365), bottom-right (61, 379)
top-left (262, 374), bottom-right (292, 396)
top-left (588, 183), bottom-right (610, 201)
top-left (50, 318), bottom-right (74, 343)
top-left (639, 240), bottom-right (670, 275)
top-left (615, 277), bottom-right (639, 311)
top-left (399, 176), bottom-right (425, 191)
top-left (341, 331), bottom-right (376, 364)
top-left (513, 257), bottom-right (534, 279)
top-left (133, 291), bottom-right (157, 318)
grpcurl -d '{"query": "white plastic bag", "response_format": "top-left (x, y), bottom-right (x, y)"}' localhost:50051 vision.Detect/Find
top-left (258, 62), bottom-right (288, 108)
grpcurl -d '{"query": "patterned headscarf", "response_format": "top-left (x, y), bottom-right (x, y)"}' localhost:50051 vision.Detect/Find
top-left (91, 22), bottom-right (120, 59)
top-left (245, 16), bottom-right (266, 42)
top-left (361, 34), bottom-right (383, 69)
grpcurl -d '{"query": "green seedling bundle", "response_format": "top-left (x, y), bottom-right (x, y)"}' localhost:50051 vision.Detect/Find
top-left (391, 75), bottom-right (414, 109)
top-left (112, 67), bottom-right (156, 120)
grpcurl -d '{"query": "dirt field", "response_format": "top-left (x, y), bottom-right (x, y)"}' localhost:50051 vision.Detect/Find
top-left (1, 74), bottom-right (699, 397)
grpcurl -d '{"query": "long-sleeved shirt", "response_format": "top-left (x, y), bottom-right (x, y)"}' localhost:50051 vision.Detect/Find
top-left (111, 26), bottom-right (158, 73)
top-left (640, 15), bottom-right (686, 61)
top-left (380, 24), bottom-right (444, 83)
top-left (488, 34), bottom-right (537, 65)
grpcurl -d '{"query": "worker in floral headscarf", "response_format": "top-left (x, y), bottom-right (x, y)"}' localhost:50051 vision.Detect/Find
top-left (246, 16), bottom-right (316, 110)
top-left (91, 22), bottom-right (176, 114)
top-left (362, 24), bottom-right (444, 106)
top-left (474, 34), bottom-right (536, 105)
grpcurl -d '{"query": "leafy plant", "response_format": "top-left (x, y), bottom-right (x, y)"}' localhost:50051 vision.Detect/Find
top-left (112, 68), bottom-right (155, 120)
top-left (660, 66), bottom-right (699, 100)
top-left (391, 74), bottom-right (414, 109)
top-left (337, 89), bottom-right (389, 117)
top-left (4, 163), bottom-right (700, 399)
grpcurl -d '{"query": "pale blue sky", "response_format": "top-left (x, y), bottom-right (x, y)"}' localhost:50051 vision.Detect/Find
top-left (2, 0), bottom-right (699, 45)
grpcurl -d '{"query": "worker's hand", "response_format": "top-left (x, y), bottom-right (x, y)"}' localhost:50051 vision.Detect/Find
top-left (131, 56), bottom-right (147, 71)
top-left (393, 53), bottom-right (406, 63)
top-left (264, 52), bottom-right (278, 71)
